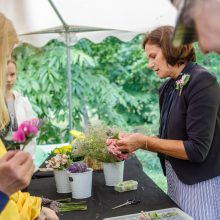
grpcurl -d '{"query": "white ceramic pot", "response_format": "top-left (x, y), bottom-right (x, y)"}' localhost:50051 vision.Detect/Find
top-left (103, 161), bottom-right (124, 186)
top-left (68, 168), bottom-right (93, 199)
top-left (53, 169), bottom-right (71, 193)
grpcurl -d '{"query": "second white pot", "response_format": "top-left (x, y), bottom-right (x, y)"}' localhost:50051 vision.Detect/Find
top-left (68, 168), bottom-right (93, 199)
top-left (103, 161), bottom-right (124, 186)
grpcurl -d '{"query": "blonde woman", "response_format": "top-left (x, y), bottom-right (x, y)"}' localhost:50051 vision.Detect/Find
top-left (1, 58), bottom-right (37, 157)
top-left (0, 12), bottom-right (59, 220)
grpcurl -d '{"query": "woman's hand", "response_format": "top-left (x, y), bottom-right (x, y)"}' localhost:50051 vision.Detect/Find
top-left (0, 150), bottom-right (35, 196)
top-left (38, 207), bottom-right (59, 220)
top-left (116, 133), bottom-right (147, 153)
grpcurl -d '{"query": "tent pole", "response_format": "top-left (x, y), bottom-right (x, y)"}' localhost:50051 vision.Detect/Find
top-left (65, 31), bottom-right (73, 132)
top-left (48, 0), bottom-right (73, 134)
top-left (48, 0), bottom-right (68, 28)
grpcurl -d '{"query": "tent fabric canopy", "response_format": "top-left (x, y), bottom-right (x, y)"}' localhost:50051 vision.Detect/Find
top-left (0, 0), bottom-right (177, 46)
top-left (0, 0), bottom-right (177, 130)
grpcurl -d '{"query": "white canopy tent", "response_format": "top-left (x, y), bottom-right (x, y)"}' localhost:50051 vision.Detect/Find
top-left (0, 0), bottom-right (177, 130)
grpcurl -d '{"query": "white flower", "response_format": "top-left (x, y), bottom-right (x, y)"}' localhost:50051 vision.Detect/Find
top-left (176, 73), bottom-right (190, 96)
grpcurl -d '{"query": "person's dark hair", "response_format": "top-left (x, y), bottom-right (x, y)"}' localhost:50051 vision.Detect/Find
top-left (142, 25), bottom-right (196, 66)
top-left (170, 0), bottom-right (182, 9)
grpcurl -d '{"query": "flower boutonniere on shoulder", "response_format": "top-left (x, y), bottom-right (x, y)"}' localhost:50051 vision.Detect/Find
top-left (176, 73), bottom-right (190, 96)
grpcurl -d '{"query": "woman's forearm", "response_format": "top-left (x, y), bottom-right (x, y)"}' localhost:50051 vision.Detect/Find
top-left (146, 136), bottom-right (189, 160)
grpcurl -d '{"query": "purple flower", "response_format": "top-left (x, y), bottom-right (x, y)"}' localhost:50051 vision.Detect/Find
top-left (50, 201), bottom-right (61, 213)
top-left (68, 162), bottom-right (88, 173)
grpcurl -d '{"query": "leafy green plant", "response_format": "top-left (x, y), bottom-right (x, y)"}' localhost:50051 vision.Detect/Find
top-left (13, 38), bottom-right (220, 147)
top-left (75, 123), bottom-right (120, 163)
top-left (12, 37), bottom-right (220, 192)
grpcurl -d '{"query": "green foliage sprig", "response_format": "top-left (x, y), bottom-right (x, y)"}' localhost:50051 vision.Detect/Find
top-left (75, 124), bottom-right (120, 163)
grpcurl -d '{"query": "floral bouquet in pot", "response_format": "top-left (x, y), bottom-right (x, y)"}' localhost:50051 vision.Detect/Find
top-left (68, 162), bottom-right (88, 173)
top-left (75, 124), bottom-right (133, 186)
top-left (45, 154), bottom-right (71, 170)
top-left (52, 144), bottom-right (84, 164)
top-left (75, 123), bottom-right (132, 163)
top-left (67, 162), bottom-right (93, 199)
top-left (45, 154), bottom-right (73, 193)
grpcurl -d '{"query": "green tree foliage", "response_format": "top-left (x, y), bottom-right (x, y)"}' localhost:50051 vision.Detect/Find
top-left (194, 43), bottom-right (220, 81)
top-left (14, 40), bottom-right (98, 142)
top-left (77, 36), bottom-right (161, 126)
top-left (12, 37), bottom-right (220, 192)
top-left (13, 39), bottom-right (220, 144)
top-left (13, 37), bottom-right (162, 143)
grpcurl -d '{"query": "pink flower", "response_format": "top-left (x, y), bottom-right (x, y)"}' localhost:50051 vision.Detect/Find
top-left (19, 121), bottom-right (30, 130)
top-left (26, 125), bottom-right (38, 136)
top-left (18, 119), bottom-right (39, 137)
top-left (106, 139), bottom-right (114, 145)
top-left (13, 129), bottom-right (26, 143)
top-left (106, 138), bottom-right (131, 161)
top-left (11, 118), bottom-right (43, 150)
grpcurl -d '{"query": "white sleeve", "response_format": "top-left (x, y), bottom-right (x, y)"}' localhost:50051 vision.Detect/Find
top-left (16, 95), bottom-right (38, 159)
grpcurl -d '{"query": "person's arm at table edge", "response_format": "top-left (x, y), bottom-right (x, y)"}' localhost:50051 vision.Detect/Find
top-left (117, 134), bottom-right (188, 160)
top-left (146, 137), bottom-right (188, 160)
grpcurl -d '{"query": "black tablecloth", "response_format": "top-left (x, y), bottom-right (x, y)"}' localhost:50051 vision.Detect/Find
top-left (28, 157), bottom-right (177, 220)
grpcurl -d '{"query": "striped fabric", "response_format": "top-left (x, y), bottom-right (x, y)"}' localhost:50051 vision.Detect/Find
top-left (172, 22), bottom-right (197, 47)
top-left (172, 0), bottom-right (198, 47)
top-left (166, 160), bottom-right (220, 220)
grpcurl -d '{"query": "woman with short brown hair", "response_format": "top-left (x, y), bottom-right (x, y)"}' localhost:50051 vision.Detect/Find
top-left (142, 25), bottom-right (196, 66)
top-left (116, 25), bottom-right (220, 219)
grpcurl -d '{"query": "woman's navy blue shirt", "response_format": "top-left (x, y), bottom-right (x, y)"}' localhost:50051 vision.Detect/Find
top-left (159, 62), bottom-right (220, 185)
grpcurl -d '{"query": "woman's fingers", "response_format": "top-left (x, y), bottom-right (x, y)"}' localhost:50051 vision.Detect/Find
top-left (115, 140), bottom-right (131, 153)
top-left (118, 132), bottom-right (130, 139)
top-left (41, 207), bottom-right (60, 220)
top-left (115, 139), bottom-right (124, 146)
top-left (116, 133), bottom-right (147, 152)
top-left (8, 151), bottom-right (32, 166)
top-left (0, 150), bottom-right (18, 162)
top-left (10, 151), bottom-right (35, 189)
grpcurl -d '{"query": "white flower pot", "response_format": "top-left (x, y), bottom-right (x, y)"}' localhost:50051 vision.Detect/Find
top-left (68, 168), bottom-right (93, 199)
top-left (103, 161), bottom-right (124, 186)
top-left (54, 170), bottom-right (71, 193)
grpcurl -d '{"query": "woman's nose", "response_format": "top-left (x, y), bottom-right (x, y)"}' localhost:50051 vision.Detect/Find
top-left (7, 75), bottom-right (11, 82)
top-left (148, 61), bottom-right (154, 69)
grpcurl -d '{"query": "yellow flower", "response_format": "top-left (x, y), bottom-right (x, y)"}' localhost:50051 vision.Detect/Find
top-left (70, 130), bottom-right (85, 140)
top-left (70, 130), bottom-right (85, 146)
top-left (53, 145), bottom-right (72, 154)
